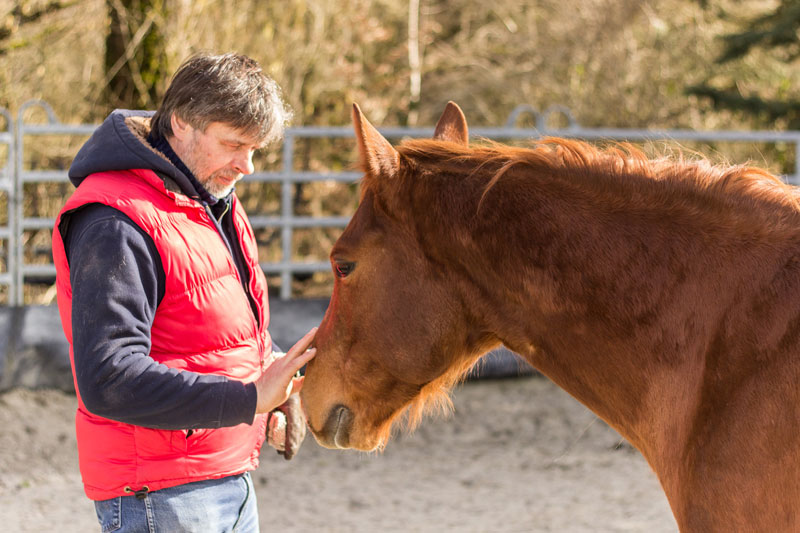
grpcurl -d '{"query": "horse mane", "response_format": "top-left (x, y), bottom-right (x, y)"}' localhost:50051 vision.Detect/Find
top-left (394, 137), bottom-right (800, 219)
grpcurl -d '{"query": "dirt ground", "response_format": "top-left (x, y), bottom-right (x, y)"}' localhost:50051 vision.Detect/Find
top-left (0, 376), bottom-right (677, 532)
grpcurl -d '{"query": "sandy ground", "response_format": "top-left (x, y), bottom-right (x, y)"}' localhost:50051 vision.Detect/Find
top-left (0, 377), bottom-right (677, 532)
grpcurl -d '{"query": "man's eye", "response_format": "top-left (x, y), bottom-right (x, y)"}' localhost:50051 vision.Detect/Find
top-left (334, 261), bottom-right (356, 278)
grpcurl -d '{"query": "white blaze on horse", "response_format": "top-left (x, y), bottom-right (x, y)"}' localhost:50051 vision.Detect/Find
top-left (300, 101), bottom-right (800, 532)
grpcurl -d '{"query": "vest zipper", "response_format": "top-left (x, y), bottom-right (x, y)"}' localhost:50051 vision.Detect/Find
top-left (200, 202), bottom-right (266, 370)
top-left (201, 202), bottom-right (260, 327)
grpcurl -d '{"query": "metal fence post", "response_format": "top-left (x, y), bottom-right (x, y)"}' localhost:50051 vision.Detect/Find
top-left (794, 138), bottom-right (800, 185)
top-left (15, 100), bottom-right (81, 305)
top-left (17, 102), bottom-right (47, 305)
top-left (281, 133), bottom-right (295, 300)
top-left (0, 109), bottom-right (13, 305)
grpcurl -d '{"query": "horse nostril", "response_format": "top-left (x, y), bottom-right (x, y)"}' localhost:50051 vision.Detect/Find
top-left (324, 404), bottom-right (353, 449)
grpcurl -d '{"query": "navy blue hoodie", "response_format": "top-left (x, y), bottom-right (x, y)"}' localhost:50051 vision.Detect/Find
top-left (60, 110), bottom-right (259, 430)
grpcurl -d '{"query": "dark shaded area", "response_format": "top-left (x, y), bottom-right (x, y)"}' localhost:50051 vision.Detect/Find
top-left (715, 1), bottom-right (800, 64)
top-left (0, 306), bottom-right (74, 391)
top-left (104, 0), bottom-right (168, 109)
top-left (689, 0), bottom-right (800, 129)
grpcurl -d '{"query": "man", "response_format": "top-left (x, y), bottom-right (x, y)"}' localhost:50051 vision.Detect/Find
top-left (52, 53), bottom-right (316, 532)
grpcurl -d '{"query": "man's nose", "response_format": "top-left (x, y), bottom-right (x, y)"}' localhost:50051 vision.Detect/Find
top-left (234, 151), bottom-right (255, 175)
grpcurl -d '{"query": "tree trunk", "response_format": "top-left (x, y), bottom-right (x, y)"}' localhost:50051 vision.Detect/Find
top-left (104, 0), bottom-right (168, 110)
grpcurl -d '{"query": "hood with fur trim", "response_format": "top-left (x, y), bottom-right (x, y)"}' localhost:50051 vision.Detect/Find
top-left (68, 109), bottom-right (194, 195)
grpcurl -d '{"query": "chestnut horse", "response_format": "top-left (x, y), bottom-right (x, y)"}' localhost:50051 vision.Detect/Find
top-left (300, 101), bottom-right (800, 532)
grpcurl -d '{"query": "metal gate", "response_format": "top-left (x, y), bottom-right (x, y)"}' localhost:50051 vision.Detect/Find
top-left (6, 100), bottom-right (800, 305)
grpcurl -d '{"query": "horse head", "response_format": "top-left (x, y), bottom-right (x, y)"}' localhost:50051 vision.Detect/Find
top-left (301, 102), bottom-right (496, 451)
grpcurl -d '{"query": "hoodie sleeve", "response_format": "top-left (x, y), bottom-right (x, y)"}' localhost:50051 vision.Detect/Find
top-left (62, 203), bottom-right (258, 430)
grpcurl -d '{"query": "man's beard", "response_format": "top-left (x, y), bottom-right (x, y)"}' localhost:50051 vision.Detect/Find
top-left (180, 134), bottom-right (239, 198)
top-left (200, 171), bottom-right (240, 198)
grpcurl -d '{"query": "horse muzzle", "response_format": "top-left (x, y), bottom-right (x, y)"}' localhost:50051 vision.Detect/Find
top-left (315, 404), bottom-right (354, 449)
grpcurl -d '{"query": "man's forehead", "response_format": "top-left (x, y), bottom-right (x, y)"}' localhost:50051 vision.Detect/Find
top-left (208, 122), bottom-right (267, 147)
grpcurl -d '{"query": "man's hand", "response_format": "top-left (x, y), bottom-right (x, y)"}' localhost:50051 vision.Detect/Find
top-left (266, 393), bottom-right (307, 460)
top-left (255, 327), bottom-right (316, 414)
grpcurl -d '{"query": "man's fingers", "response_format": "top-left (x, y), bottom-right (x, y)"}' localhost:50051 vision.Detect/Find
top-left (289, 348), bottom-right (316, 377)
top-left (287, 327), bottom-right (317, 357)
top-left (257, 328), bottom-right (318, 413)
top-left (277, 347), bottom-right (314, 397)
top-left (297, 347), bottom-right (316, 365)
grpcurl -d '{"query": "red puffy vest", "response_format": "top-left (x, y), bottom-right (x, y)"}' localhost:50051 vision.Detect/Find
top-left (52, 169), bottom-right (274, 500)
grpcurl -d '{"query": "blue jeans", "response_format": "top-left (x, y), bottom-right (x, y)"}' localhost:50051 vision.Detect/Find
top-left (93, 472), bottom-right (259, 533)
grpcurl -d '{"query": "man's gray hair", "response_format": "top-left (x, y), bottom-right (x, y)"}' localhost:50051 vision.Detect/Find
top-left (150, 52), bottom-right (292, 145)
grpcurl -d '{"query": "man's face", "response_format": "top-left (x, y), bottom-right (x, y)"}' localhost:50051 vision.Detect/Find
top-left (178, 121), bottom-right (264, 198)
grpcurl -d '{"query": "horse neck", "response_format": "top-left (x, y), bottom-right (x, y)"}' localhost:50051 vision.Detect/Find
top-left (406, 156), bottom-right (793, 454)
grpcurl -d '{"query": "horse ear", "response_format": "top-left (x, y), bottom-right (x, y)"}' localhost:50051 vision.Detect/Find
top-left (433, 101), bottom-right (469, 146)
top-left (352, 103), bottom-right (399, 178)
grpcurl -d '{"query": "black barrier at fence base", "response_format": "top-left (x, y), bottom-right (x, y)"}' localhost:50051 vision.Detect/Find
top-left (0, 306), bottom-right (74, 391)
top-left (0, 301), bottom-right (533, 392)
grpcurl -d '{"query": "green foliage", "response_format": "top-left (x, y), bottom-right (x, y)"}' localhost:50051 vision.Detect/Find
top-left (716, 1), bottom-right (800, 63)
top-left (689, 0), bottom-right (800, 129)
top-left (687, 84), bottom-right (800, 129)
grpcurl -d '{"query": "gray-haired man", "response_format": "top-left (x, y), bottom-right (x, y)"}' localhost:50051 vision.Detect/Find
top-left (53, 53), bottom-right (316, 532)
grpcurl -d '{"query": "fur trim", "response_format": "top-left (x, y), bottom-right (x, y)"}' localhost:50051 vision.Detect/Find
top-left (124, 116), bottom-right (182, 194)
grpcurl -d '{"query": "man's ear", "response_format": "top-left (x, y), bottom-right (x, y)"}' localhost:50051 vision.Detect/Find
top-left (170, 114), bottom-right (192, 141)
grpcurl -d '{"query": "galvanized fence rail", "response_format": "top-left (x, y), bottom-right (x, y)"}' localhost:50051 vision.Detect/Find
top-left (7, 101), bottom-right (800, 304)
top-left (0, 108), bottom-right (13, 303)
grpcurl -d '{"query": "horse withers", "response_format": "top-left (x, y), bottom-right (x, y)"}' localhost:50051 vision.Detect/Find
top-left (300, 101), bottom-right (800, 532)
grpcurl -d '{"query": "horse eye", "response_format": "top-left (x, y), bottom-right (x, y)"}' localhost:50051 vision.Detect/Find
top-left (334, 261), bottom-right (356, 278)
